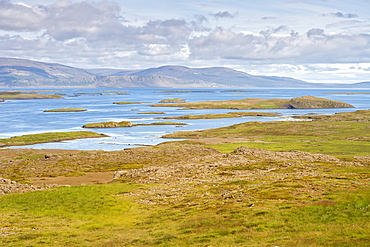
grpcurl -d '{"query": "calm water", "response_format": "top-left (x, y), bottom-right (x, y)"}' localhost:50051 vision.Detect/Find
top-left (1, 88), bottom-right (369, 151)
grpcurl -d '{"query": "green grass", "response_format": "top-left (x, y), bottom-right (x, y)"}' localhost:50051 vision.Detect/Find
top-left (0, 131), bottom-right (108, 147)
top-left (1, 183), bottom-right (368, 246)
top-left (165, 110), bottom-right (370, 158)
top-left (0, 183), bottom-right (144, 246)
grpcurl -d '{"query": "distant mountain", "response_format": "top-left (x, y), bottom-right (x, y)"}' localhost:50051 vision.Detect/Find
top-left (0, 57), bottom-right (369, 88)
top-left (0, 58), bottom-right (93, 85)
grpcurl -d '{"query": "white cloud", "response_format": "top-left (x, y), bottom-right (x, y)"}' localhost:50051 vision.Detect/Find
top-left (0, 0), bottom-right (370, 83)
top-left (0, 0), bottom-right (46, 31)
top-left (188, 27), bottom-right (370, 64)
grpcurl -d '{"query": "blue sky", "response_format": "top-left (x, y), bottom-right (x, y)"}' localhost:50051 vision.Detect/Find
top-left (1, 0), bottom-right (370, 83)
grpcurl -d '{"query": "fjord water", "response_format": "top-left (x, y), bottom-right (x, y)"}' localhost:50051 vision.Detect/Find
top-left (1, 88), bottom-right (369, 151)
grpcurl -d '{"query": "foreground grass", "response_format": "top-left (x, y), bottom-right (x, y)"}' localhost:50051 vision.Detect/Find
top-left (0, 181), bottom-right (369, 246)
top-left (0, 131), bottom-right (108, 147)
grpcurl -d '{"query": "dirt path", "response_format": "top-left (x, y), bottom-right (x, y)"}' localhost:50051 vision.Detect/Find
top-left (27, 172), bottom-right (114, 186)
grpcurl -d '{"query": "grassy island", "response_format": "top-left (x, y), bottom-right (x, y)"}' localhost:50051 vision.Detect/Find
top-left (83, 121), bottom-right (134, 128)
top-left (138, 112), bottom-right (166, 114)
top-left (151, 96), bottom-right (354, 109)
top-left (0, 131), bottom-right (107, 147)
top-left (0, 92), bottom-right (62, 100)
top-left (44, 108), bottom-right (87, 112)
top-left (159, 98), bottom-right (186, 103)
top-left (113, 101), bottom-right (147, 104)
top-left (83, 121), bottom-right (187, 128)
top-left (162, 112), bottom-right (279, 120)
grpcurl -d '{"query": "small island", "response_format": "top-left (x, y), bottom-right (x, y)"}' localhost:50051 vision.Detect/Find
top-left (0, 92), bottom-right (63, 100)
top-left (44, 108), bottom-right (87, 112)
top-left (159, 98), bottom-right (186, 103)
top-left (138, 112), bottom-right (166, 114)
top-left (83, 121), bottom-right (187, 128)
top-left (113, 101), bottom-right (147, 104)
top-left (150, 96), bottom-right (354, 110)
top-left (162, 112), bottom-right (279, 120)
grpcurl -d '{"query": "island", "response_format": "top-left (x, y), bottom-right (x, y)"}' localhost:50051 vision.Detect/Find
top-left (138, 112), bottom-right (166, 115)
top-left (150, 96), bottom-right (354, 109)
top-left (161, 112), bottom-right (279, 120)
top-left (82, 121), bottom-right (187, 128)
top-left (0, 92), bottom-right (63, 100)
top-left (159, 98), bottom-right (186, 103)
top-left (44, 108), bottom-right (87, 112)
top-left (113, 101), bottom-right (147, 104)
top-left (0, 131), bottom-right (108, 147)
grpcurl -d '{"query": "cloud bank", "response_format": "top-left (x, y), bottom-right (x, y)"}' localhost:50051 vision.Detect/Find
top-left (0, 0), bottom-right (369, 83)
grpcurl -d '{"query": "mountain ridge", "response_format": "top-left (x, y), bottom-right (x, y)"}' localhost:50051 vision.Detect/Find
top-left (0, 57), bottom-right (369, 88)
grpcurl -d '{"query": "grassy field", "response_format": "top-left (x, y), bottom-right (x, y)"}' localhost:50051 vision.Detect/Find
top-left (0, 109), bottom-right (369, 246)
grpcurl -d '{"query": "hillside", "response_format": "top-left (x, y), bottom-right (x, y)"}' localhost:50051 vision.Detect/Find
top-left (0, 57), bottom-right (369, 88)
top-left (0, 58), bottom-right (93, 86)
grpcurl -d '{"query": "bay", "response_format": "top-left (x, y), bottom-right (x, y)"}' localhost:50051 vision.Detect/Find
top-left (0, 88), bottom-right (369, 151)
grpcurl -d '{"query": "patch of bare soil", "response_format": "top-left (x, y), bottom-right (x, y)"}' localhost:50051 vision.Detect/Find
top-left (27, 172), bottom-right (114, 186)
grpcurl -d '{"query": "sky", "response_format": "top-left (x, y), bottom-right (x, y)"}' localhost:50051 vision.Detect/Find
top-left (1, 0), bottom-right (370, 84)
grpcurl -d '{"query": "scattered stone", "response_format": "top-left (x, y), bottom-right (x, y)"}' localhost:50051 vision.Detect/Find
top-left (0, 177), bottom-right (57, 195)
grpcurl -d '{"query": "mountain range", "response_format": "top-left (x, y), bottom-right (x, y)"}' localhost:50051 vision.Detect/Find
top-left (0, 57), bottom-right (369, 88)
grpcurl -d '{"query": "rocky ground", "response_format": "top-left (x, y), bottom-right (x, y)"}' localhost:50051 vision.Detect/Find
top-left (111, 146), bottom-right (369, 205)
top-left (0, 177), bottom-right (57, 195)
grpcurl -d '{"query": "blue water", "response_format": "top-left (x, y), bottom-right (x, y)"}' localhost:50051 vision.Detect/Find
top-left (1, 88), bottom-right (369, 151)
